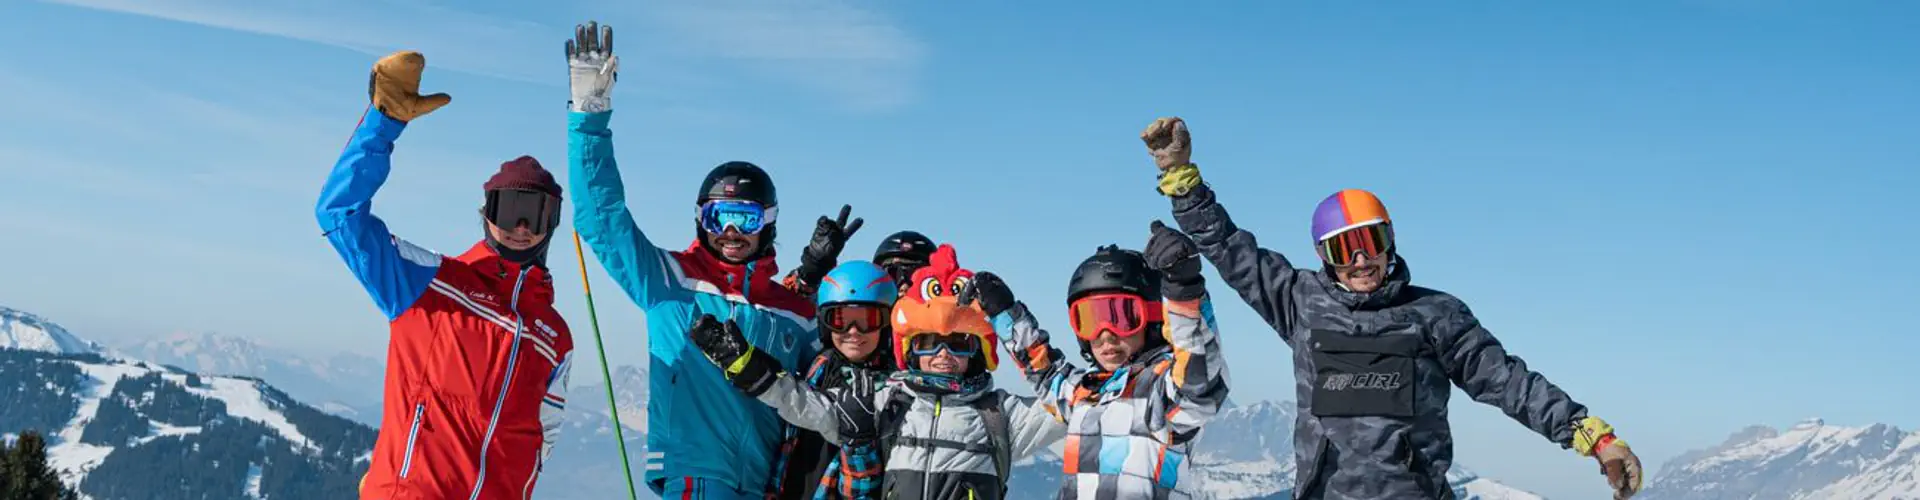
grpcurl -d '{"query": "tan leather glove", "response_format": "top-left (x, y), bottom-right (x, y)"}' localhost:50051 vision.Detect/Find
top-left (1141, 117), bottom-right (1203, 196)
top-left (1573, 416), bottom-right (1645, 499)
top-left (368, 50), bottom-right (451, 122)
top-left (1140, 117), bottom-right (1193, 171)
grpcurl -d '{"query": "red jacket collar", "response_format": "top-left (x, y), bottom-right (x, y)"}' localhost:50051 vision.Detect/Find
top-left (456, 241), bottom-right (555, 306)
top-left (677, 241), bottom-right (812, 319)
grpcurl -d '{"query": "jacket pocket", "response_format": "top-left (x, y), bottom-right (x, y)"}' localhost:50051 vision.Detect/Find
top-left (1307, 331), bottom-right (1418, 418)
top-left (399, 403), bottom-right (426, 478)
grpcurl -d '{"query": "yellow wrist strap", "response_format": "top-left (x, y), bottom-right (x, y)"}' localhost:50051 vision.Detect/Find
top-left (1158, 164), bottom-right (1202, 197)
top-left (1572, 416), bottom-right (1621, 457)
top-left (726, 346), bottom-right (757, 376)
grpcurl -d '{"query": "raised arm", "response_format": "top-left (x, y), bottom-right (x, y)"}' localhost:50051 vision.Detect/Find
top-left (1144, 220), bottom-right (1231, 440)
top-left (1155, 296), bottom-right (1230, 441)
top-left (1144, 118), bottom-right (1314, 341)
top-left (565, 23), bottom-right (681, 310)
top-left (1430, 296), bottom-right (1587, 447)
top-left (315, 106), bottom-right (442, 321)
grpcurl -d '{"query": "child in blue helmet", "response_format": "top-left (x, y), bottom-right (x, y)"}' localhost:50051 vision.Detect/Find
top-left (774, 261), bottom-right (900, 499)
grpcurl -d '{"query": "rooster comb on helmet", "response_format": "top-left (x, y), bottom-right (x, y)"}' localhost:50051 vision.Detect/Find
top-left (889, 244), bottom-right (999, 371)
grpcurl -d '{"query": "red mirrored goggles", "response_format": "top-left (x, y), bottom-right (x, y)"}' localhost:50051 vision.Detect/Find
top-left (822, 304), bottom-right (887, 333)
top-left (1317, 223), bottom-right (1393, 267)
top-left (1068, 293), bottom-right (1164, 341)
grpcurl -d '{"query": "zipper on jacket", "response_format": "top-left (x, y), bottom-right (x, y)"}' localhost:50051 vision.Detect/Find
top-left (467, 268), bottom-right (530, 500)
top-left (398, 403), bottom-right (425, 478)
top-left (922, 396), bottom-right (941, 500)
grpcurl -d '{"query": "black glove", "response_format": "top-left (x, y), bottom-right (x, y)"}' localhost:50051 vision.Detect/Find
top-left (688, 314), bottom-right (781, 396)
top-left (1145, 220), bottom-right (1206, 301)
top-left (795, 205), bottom-right (865, 285)
top-left (832, 389), bottom-right (882, 442)
top-left (956, 271), bottom-right (1016, 318)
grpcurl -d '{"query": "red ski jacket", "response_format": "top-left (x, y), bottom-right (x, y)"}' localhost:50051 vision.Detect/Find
top-left (318, 108), bottom-right (576, 500)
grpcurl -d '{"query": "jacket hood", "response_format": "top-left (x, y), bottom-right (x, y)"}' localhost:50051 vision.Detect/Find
top-left (456, 241), bottom-right (555, 306)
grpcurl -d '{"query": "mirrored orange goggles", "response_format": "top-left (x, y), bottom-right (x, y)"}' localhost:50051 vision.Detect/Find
top-left (1068, 292), bottom-right (1164, 341)
top-left (823, 304), bottom-right (887, 332)
top-left (1317, 223), bottom-right (1393, 267)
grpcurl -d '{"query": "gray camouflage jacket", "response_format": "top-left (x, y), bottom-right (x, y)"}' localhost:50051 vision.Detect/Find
top-left (1169, 183), bottom-right (1589, 500)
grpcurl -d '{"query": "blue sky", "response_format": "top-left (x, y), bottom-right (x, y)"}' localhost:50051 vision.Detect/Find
top-left (1, 0), bottom-right (1914, 497)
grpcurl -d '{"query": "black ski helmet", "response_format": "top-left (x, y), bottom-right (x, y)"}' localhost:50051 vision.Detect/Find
top-left (1066, 245), bottom-right (1167, 365)
top-left (694, 161), bottom-right (778, 261)
top-left (872, 230), bottom-right (936, 286)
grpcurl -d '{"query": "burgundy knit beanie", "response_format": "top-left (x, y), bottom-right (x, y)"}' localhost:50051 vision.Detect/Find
top-left (484, 155), bottom-right (563, 198)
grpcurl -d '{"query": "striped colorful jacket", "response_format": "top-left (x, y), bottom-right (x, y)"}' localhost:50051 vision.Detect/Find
top-left (993, 296), bottom-right (1230, 500)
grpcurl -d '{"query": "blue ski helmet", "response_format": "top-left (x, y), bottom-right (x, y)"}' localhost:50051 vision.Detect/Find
top-left (817, 261), bottom-right (898, 309)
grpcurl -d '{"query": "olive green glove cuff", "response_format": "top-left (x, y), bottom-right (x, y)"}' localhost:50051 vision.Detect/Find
top-left (1572, 416), bottom-right (1624, 457)
top-left (1157, 163), bottom-right (1203, 197)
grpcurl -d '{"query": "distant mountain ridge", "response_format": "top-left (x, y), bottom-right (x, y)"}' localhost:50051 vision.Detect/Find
top-left (1, 304), bottom-right (1556, 499)
top-left (1639, 417), bottom-right (1920, 500)
top-left (1, 306), bottom-right (104, 355)
top-left (112, 331), bottom-right (384, 424)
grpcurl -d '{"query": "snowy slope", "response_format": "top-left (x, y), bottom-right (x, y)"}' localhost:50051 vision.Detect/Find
top-left (1004, 400), bottom-right (1543, 499)
top-left (0, 305), bottom-right (371, 499)
top-left (1640, 418), bottom-right (1920, 500)
top-left (115, 331), bottom-right (384, 423)
top-left (18, 353), bottom-right (372, 499)
top-left (1, 306), bottom-right (103, 354)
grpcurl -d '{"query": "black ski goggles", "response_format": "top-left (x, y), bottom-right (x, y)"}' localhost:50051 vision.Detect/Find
top-left (484, 189), bottom-right (562, 235)
top-left (908, 333), bottom-right (980, 358)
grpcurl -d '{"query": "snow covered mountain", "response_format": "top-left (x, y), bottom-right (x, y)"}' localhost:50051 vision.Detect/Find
top-left (0, 348), bottom-right (374, 499)
top-left (1639, 418), bottom-right (1920, 500)
top-left (1, 306), bottom-right (104, 354)
top-left (1003, 400), bottom-right (1544, 499)
top-left (114, 331), bottom-right (384, 424)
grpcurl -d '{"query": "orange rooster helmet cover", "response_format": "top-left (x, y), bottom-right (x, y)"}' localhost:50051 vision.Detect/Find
top-left (890, 244), bottom-right (999, 371)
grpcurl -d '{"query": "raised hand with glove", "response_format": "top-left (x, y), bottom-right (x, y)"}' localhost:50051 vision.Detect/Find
top-left (1573, 417), bottom-right (1645, 500)
top-left (792, 205), bottom-right (865, 289)
top-left (688, 314), bottom-right (783, 396)
top-left (1141, 117), bottom-right (1204, 197)
top-left (566, 21), bottom-right (618, 113)
top-left (1143, 220), bottom-right (1205, 301)
top-left (369, 50), bottom-right (451, 122)
top-left (955, 271), bottom-right (1015, 319)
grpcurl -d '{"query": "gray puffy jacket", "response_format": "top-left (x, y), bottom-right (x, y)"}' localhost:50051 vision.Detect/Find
top-left (1169, 182), bottom-right (1590, 500)
top-left (755, 372), bottom-right (1066, 500)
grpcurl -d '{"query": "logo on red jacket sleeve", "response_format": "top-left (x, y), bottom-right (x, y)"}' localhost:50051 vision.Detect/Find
top-left (535, 319), bottom-right (560, 339)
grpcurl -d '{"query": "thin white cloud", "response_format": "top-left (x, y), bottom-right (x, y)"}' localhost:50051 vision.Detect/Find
top-left (35, 0), bottom-right (557, 85)
top-left (35, 0), bottom-right (928, 111)
top-left (630, 0), bottom-right (928, 110)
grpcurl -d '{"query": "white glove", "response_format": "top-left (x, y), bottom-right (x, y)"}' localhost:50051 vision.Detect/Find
top-left (566, 21), bottom-right (618, 113)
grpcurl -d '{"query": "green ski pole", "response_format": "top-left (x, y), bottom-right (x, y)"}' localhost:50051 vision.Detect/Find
top-left (573, 230), bottom-right (639, 500)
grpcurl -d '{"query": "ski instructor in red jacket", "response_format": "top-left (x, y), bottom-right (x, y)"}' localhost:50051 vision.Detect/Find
top-left (317, 50), bottom-right (577, 500)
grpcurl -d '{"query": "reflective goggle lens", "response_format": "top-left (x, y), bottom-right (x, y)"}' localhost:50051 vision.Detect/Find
top-left (1318, 223), bottom-right (1392, 267)
top-left (1068, 293), bottom-right (1163, 341)
top-left (824, 305), bottom-right (886, 333)
top-left (699, 200), bottom-right (773, 235)
top-left (484, 189), bottom-right (561, 235)
top-left (909, 333), bottom-right (979, 357)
